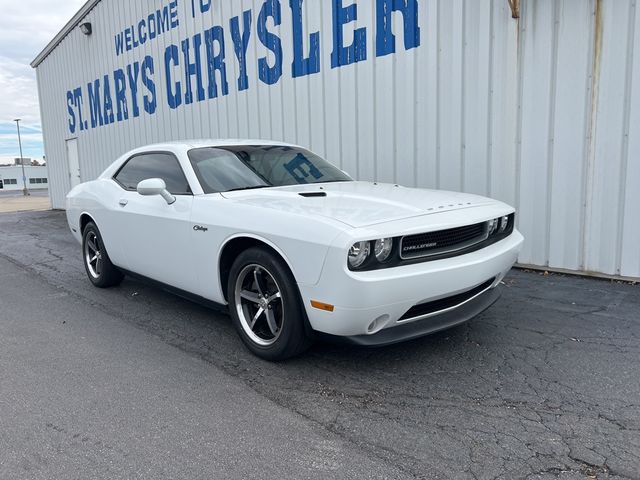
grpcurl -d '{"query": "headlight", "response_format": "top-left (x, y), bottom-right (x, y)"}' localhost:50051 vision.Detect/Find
top-left (374, 238), bottom-right (393, 262)
top-left (488, 218), bottom-right (498, 235)
top-left (499, 215), bottom-right (509, 232)
top-left (348, 241), bottom-right (370, 268)
top-left (488, 214), bottom-right (513, 238)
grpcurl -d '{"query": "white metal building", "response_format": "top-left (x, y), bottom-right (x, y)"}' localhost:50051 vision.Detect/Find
top-left (0, 166), bottom-right (49, 191)
top-left (32, 0), bottom-right (640, 280)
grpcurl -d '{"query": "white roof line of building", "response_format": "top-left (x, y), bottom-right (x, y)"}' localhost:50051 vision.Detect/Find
top-left (31, 0), bottom-right (101, 68)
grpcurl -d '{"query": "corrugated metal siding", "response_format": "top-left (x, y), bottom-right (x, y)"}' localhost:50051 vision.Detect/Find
top-left (35, 0), bottom-right (640, 278)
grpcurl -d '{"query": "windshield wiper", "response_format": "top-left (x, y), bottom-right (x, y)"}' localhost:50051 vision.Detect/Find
top-left (225, 185), bottom-right (271, 192)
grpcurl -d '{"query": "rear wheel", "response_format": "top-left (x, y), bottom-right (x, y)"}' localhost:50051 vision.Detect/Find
top-left (228, 247), bottom-right (311, 360)
top-left (82, 222), bottom-right (124, 288)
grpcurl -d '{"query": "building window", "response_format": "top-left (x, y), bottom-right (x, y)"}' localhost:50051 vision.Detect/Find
top-left (28, 178), bottom-right (48, 185)
top-left (4, 179), bottom-right (17, 185)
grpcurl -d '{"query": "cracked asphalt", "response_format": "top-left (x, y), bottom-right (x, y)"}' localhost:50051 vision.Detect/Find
top-left (0, 210), bottom-right (638, 479)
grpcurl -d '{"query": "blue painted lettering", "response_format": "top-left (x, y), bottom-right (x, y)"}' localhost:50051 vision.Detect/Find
top-left (114, 69), bottom-right (128, 122)
top-left (148, 13), bottom-right (157, 40)
top-left (141, 56), bottom-right (157, 114)
top-left (182, 35), bottom-right (206, 105)
top-left (66, 91), bottom-right (76, 134)
top-left (376, 0), bottom-right (420, 57)
top-left (157, 6), bottom-right (170, 33)
top-left (126, 62), bottom-right (141, 118)
top-left (331, 0), bottom-right (367, 68)
top-left (169, 1), bottom-right (179, 28)
top-left (73, 88), bottom-right (86, 131)
top-left (290, 0), bottom-right (320, 78)
top-left (87, 79), bottom-right (103, 128)
top-left (165, 44), bottom-right (182, 109)
top-left (257, 0), bottom-right (283, 85)
top-left (138, 20), bottom-right (147, 45)
top-left (230, 11), bottom-right (252, 91)
top-left (125, 28), bottom-right (133, 51)
top-left (204, 26), bottom-right (229, 99)
top-left (115, 33), bottom-right (124, 56)
top-left (102, 75), bottom-right (115, 125)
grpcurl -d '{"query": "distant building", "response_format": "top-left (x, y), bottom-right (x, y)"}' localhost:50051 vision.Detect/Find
top-left (14, 158), bottom-right (32, 166)
top-left (0, 165), bottom-right (49, 191)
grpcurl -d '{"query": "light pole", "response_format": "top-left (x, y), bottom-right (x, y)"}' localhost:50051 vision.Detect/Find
top-left (14, 119), bottom-right (29, 196)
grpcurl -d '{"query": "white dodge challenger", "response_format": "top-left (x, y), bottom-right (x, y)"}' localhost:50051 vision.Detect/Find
top-left (66, 140), bottom-right (523, 360)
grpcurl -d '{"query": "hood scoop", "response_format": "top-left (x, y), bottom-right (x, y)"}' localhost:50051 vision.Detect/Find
top-left (298, 192), bottom-right (327, 198)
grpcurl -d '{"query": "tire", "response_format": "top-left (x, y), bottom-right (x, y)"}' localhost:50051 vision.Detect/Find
top-left (227, 246), bottom-right (312, 361)
top-left (82, 221), bottom-right (124, 288)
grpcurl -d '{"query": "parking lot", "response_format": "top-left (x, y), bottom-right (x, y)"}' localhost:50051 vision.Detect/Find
top-left (0, 210), bottom-right (638, 479)
top-left (0, 189), bottom-right (50, 213)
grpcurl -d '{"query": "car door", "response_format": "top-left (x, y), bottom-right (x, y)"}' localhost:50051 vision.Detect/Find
top-left (112, 151), bottom-right (196, 292)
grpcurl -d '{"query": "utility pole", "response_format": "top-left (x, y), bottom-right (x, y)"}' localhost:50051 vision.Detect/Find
top-left (14, 119), bottom-right (29, 196)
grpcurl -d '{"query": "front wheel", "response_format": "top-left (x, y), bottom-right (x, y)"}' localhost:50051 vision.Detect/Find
top-left (82, 222), bottom-right (124, 288)
top-left (228, 247), bottom-right (311, 361)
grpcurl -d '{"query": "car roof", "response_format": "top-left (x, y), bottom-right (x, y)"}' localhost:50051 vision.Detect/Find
top-left (134, 139), bottom-right (304, 151)
top-left (98, 139), bottom-right (308, 180)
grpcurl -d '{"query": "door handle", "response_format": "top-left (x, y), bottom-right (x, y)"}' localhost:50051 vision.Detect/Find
top-left (119, 199), bottom-right (128, 207)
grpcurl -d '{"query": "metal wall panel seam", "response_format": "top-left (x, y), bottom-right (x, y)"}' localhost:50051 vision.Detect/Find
top-left (486, 0), bottom-right (495, 199)
top-left (545, 0), bottom-right (562, 267)
top-left (575, 0), bottom-right (597, 271)
top-left (460, 0), bottom-right (467, 192)
top-left (355, 39), bottom-right (362, 180)
top-left (319, 1), bottom-right (329, 160)
top-left (412, 8), bottom-right (419, 189)
top-left (589, 1), bottom-right (630, 274)
top-left (619, 1), bottom-right (640, 277)
top-left (435, 0), bottom-right (442, 189)
top-left (514, 0), bottom-right (526, 235)
top-left (336, 57), bottom-right (345, 170)
top-left (371, 2), bottom-right (379, 182)
top-left (616, 0), bottom-right (637, 276)
top-left (392, 42), bottom-right (397, 184)
top-left (303, 2), bottom-right (313, 156)
top-left (582, 0), bottom-right (603, 272)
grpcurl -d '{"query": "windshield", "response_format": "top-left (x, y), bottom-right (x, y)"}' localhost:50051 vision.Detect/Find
top-left (188, 145), bottom-right (352, 193)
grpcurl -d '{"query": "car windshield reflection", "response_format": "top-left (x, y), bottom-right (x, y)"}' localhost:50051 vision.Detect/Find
top-left (188, 145), bottom-right (352, 194)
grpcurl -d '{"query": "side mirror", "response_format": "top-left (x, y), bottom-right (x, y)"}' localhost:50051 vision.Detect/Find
top-left (137, 178), bottom-right (176, 205)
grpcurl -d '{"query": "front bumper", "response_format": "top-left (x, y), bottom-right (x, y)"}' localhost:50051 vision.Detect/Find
top-left (299, 230), bottom-right (523, 338)
top-left (319, 285), bottom-right (501, 346)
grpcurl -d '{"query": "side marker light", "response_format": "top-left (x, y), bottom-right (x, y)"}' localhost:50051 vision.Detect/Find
top-left (311, 301), bottom-right (335, 312)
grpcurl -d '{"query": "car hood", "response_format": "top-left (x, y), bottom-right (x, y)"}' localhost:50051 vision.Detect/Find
top-left (219, 182), bottom-right (497, 228)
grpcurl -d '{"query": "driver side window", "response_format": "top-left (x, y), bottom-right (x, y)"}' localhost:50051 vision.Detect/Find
top-left (114, 153), bottom-right (191, 195)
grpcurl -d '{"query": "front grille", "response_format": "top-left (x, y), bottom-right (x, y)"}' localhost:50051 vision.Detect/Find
top-left (399, 278), bottom-right (495, 321)
top-left (400, 222), bottom-right (487, 259)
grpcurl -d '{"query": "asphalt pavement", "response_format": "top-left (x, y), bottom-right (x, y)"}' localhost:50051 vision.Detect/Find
top-left (0, 189), bottom-right (50, 213)
top-left (0, 210), bottom-right (638, 479)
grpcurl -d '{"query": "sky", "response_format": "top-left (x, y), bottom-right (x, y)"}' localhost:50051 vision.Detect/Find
top-left (0, 0), bottom-right (85, 164)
